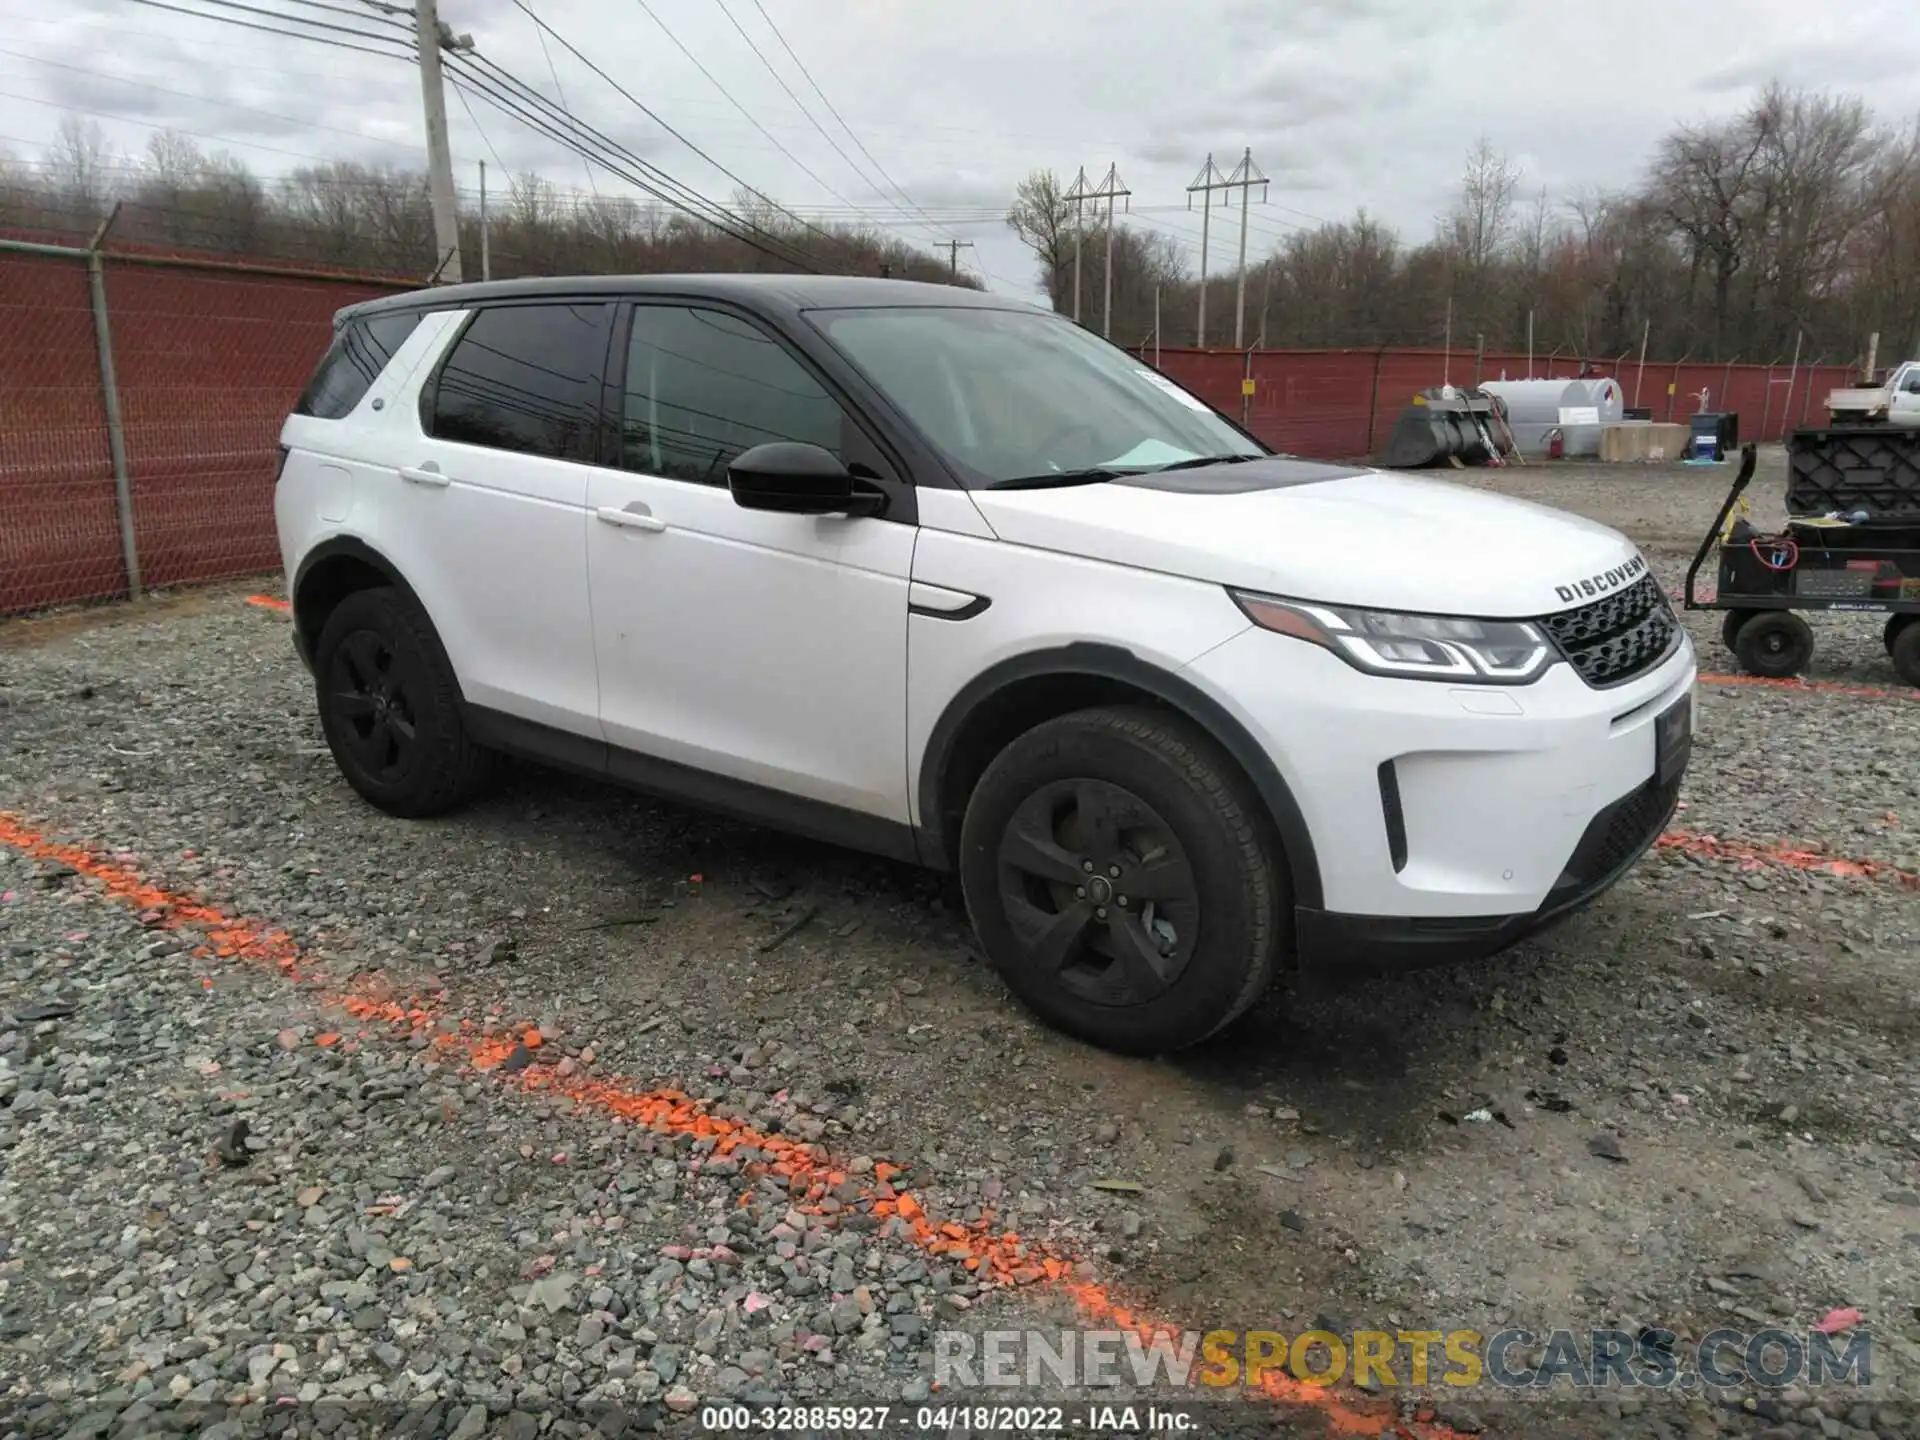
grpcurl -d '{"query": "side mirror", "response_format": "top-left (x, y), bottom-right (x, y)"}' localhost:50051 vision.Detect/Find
top-left (727, 442), bottom-right (884, 517)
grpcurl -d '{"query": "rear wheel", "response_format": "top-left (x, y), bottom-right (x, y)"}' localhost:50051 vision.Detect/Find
top-left (1891, 618), bottom-right (1920, 689)
top-left (1721, 609), bottom-right (1757, 653)
top-left (957, 705), bottom-right (1281, 1056)
top-left (314, 586), bottom-right (497, 817)
top-left (1733, 611), bottom-right (1814, 679)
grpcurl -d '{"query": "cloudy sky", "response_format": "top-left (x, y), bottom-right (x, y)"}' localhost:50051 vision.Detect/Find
top-left (5, 0), bottom-right (1919, 301)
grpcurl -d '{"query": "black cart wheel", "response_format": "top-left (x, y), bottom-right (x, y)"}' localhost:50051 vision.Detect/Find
top-left (314, 586), bottom-right (498, 817)
top-left (1733, 611), bottom-right (1815, 679)
top-left (1721, 609), bottom-right (1758, 652)
top-left (1886, 614), bottom-right (1915, 657)
top-left (958, 705), bottom-right (1281, 1056)
top-left (1892, 619), bottom-right (1920, 689)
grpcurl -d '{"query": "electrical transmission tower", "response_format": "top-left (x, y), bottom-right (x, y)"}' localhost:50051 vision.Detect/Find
top-left (1187, 148), bottom-right (1268, 347)
top-left (1064, 166), bottom-right (1091, 324)
top-left (1069, 163), bottom-right (1130, 337)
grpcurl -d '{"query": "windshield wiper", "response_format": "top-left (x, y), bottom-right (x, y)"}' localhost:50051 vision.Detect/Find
top-left (1146, 453), bottom-right (1259, 473)
top-left (985, 467), bottom-right (1127, 490)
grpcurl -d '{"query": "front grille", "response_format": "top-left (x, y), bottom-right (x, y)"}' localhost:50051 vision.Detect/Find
top-left (1537, 573), bottom-right (1678, 688)
top-left (1556, 774), bottom-right (1681, 895)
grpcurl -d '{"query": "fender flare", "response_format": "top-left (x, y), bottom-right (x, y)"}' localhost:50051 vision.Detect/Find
top-left (915, 641), bottom-right (1324, 910)
top-left (290, 535), bottom-right (440, 664)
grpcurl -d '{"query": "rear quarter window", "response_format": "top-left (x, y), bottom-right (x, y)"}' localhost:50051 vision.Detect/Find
top-left (295, 310), bottom-right (426, 420)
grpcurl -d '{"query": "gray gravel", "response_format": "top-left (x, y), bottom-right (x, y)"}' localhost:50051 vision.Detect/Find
top-left (1, 455), bottom-right (1918, 1440)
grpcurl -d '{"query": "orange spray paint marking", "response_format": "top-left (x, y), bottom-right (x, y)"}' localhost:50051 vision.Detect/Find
top-left (246, 595), bottom-right (291, 612)
top-left (1698, 672), bottom-right (1916, 703)
top-left (1658, 829), bottom-right (1918, 890)
top-left (0, 810), bottom-right (1478, 1440)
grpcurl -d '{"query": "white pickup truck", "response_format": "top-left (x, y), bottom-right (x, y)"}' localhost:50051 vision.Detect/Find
top-left (1828, 359), bottom-right (1920, 422)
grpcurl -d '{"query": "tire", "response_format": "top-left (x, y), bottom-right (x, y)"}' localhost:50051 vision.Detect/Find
top-left (1886, 613), bottom-right (1916, 658)
top-left (1732, 611), bottom-right (1814, 679)
top-left (957, 705), bottom-right (1282, 1056)
top-left (313, 586), bottom-right (497, 817)
top-left (1892, 617), bottom-right (1920, 689)
top-left (1721, 609), bottom-right (1757, 653)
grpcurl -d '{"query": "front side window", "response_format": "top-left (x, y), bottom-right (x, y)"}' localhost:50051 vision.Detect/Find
top-left (428, 303), bottom-right (612, 463)
top-left (620, 305), bottom-right (845, 485)
top-left (295, 310), bottom-right (424, 420)
top-left (807, 305), bottom-right (1265, 486)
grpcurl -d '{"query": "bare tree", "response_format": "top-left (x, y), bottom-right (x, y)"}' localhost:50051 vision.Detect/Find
top-left (1006, 168), bottom-right (1080, 311)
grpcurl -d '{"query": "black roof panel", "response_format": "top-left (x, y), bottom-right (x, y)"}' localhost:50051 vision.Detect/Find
top-left (336, 272), bottom-right (1043, 326)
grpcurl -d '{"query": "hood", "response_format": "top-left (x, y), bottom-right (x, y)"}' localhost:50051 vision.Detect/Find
top-left (968, 458), bottom-right (1645, 618)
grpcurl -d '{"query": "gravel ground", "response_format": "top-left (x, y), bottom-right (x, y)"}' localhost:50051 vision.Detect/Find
top-left (1, 455), bottom-right (1917, 1440)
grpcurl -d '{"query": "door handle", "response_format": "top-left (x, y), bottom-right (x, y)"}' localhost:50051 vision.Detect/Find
top-left (399, 465), bottom-right (449, 487)
top-left (596, 504), bottom-right (666, 532)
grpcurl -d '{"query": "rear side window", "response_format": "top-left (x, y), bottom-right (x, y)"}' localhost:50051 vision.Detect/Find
top-left (620, 305), bottom-right (845, 484)
top-left (295, 305), bottom-right (424, 416)
top-left (428, 302), bottom-right (613, 464)
top-left (295, 310), bottom-right (424, 420)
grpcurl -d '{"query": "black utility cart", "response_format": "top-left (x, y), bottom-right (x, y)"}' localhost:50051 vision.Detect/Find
top-left (1684, 436), bottom-right (1920, 687)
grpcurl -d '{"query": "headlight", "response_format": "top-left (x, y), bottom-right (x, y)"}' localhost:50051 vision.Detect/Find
top-left (1230, 590), bottom-right (1555, 684)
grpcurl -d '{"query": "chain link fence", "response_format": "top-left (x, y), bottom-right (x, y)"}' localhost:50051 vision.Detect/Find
top-left (0, 236), bottom-right (402, 615)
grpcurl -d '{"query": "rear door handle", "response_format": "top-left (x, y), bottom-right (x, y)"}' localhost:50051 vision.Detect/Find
top-left (399, 464), bottom-right (449, 488)
top-left (596, 504), bottom-right (666, 532)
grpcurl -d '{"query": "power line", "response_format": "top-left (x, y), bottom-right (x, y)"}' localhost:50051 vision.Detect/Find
top-left (447, 73), bottom-right (504, 169)
top-left (115, 0), bottom-right (409, 57)
top-left (525, 6), bottom-right (596, 196)
top-left (624, 0), bottom-right (878, 224)
top-left (706, 0), bottom-right (921, 236)
top-left (735, 0), bottom-right (944, 241)
top-left (501, 0), bottom-right (845, 252)
top-left (443, 49), bottom-right (829, 271)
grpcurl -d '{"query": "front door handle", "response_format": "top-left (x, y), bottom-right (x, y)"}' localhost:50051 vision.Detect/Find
top-left (399, 464), bottom-right (449, 487)
top-left (596, 504), bottom-right (666, 533)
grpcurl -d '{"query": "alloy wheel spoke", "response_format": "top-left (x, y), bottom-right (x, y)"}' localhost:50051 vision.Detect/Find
top-left (1025, 901), bottom-right (1094, 974)
top-left (1001, 811), bottom-right (1087, 886)
top-left (1107, 909), bottom-right (1175, 999)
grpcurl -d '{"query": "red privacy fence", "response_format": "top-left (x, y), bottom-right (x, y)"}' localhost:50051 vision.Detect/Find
top-left (0, 244), bottom-right (401, 615)
top-left (1150, 345), bottom-right (1859, 460)
top-left (0, 243), bottom-right (1868, 615)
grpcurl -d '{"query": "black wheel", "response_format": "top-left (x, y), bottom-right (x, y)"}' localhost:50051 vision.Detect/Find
top-left (1892, 618), bottom-right (1920, 689)
top-left (1886, 613), bottom-right (1915, 657)
top-left (957, 705), bottom-right (1281, 1055)
top-left (1732, 611), bottom-right (1814, 679)
top-left (313, 586), bottom-right (497, 817)
top-left (1721, 609), bottom-right (1757, 653)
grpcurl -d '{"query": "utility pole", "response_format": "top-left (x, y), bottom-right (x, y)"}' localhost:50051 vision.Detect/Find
top-left (478, 159), bottom-right (490, 281)
top-left (1223, 148), bottom-right (1268, 348)
top-left (1064, 166), bottom-right (1091, 324)
top-left (415, 0), bottom-right (471, 285)
top-left (1072, 162), bottom-right (1130, 338)
top-left (1186, 154), bottom-right (1227, 346)
top-left (942, 238), bottom-right (974, 283)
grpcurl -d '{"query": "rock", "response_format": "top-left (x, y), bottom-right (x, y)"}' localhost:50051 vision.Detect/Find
top-left (664, 1385), bottom-right (699, 1413)
top-left (449, 1404), bottom-right (491, 1440)
top-left (1587, 1133), bottom-right (1628, 1163)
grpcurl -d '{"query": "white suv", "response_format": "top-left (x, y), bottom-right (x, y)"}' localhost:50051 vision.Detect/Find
top-left (275, 275), bottom-right (1695, 1055)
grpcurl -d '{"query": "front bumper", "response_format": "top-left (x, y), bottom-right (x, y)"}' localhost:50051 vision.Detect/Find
top-left (1293, 765), bottom-right (1681, 977)
top-left (1182, 619), bottom-right (1696, 971)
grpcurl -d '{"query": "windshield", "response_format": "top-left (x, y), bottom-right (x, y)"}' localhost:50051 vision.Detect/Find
top-left (806, 305), bottom-right (1267, 486)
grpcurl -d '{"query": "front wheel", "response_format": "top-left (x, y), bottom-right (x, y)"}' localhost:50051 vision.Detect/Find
top-left (1733, 611), bottom-right (1814, 679)
top-left (1721, 609), bottom-right (1757, 653)
top-left (957, 705), bottom-right (1282, 1055)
